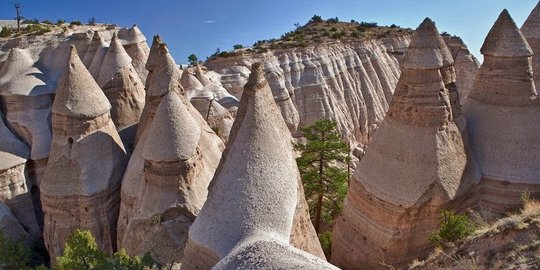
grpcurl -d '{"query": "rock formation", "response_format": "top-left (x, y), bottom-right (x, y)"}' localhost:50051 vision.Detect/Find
top-left (0, 48), bottom-right (53, 167)
top-left (206, 30), bottom-right (479, 149)
top-left (40, 46), bottom-right (127, 264)
top-left (206, 35), bottom-right (409, 145)
top-left (118, 25), bottom-right (150, 84)
top-left (82, 31), bottom-right (101, 67)
top-left (522, 1), bottom-right (540, 91)
top-left (0, 116), bottom-right (40, 239)
top-left (332, 18), bottom-right (480, 269)
top-left (442, 36), bottom-right (481, 102)
top-left (117, 41), bottom-right (224, 255)
top-left (0, 201), bottom-right (30, 243)
top-left (182, 66), bottom-right (238, 142)
top-left (0, 48), bottom-right (53, 224)
top-left (464, 10), bottom-right (540, 213)
top-left (97, 33), bottom-right (145, 145)
top-left (121, 91), bottom-right (222, 264)
top-left (88, 31), bottom-right (108, 79)
top-left (182, 63), bottom-right (328, 269)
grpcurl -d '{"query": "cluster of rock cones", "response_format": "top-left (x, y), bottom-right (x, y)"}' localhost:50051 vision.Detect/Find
top-left (332, 7), bottom-right (540, 270)
top-left (0, 3), bottom-right (540, 270)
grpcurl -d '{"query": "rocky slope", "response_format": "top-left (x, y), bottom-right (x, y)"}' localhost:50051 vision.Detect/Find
top-left (205, 20), bottom-right (480, 152)
top-left (411, 200), bottom-right (540, 270)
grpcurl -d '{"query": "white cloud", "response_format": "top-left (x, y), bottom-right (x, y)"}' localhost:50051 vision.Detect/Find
top-left (203, 20), bottom-right (215, 24)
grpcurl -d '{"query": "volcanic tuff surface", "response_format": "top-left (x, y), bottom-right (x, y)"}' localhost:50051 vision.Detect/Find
top-left (331, 18), bottom-right (480, 269)
top-left (464, 9), bottom-right (540, 214)
top-left (205, 21), bottom-right (480, 153)
top-left (182, 63), bottom-right (330, 270)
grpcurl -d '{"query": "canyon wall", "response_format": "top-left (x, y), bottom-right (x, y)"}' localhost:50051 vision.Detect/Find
top-left (205, 35), bottom-right (479, 152)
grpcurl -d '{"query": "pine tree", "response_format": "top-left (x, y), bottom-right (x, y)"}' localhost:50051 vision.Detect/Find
top-left (294, 119), bottom-right (349, 234)
top-left (187, 54), bottom-right (198, 67)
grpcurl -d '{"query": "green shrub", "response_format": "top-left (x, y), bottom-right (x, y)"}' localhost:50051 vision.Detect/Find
top-left (0, 230), bottom-right (31, 269)
top-left (233, 44), bottom-right (243, 50)
top-left (429, 210), bottom-right (475, 245)
top-left (41, 20), bottom-right (53, 25)
top-left (69, 21), bottom-right (82, 26)
top-left (56, 19), bottom-right (66, 25)
top-left (309, 15), bottom-right (323, 24)
top-left (57, 229), bottom-right (155, 270)
top-left (0, 27), bottom-right (13, 38)
top-left (318, 231), bottom-right (333, 257)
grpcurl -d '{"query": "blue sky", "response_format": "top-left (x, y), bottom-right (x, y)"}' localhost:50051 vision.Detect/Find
top-left (0, 0), bottom-right (537, 64)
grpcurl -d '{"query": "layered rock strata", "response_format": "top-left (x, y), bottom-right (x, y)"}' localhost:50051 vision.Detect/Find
top-left (182, 63), bottom-right (328, 270)
top-left (97, 33), bottom-right (145, 145)
top-left (332, 19), bottom-right (480, 269)
top-left (464, 10), bottom-right (540, 213)
top-left (40, 46), bottom-right (127, 264)
top-left (0, 116), bottom-right (40, 239)
top-left (207, 32), bottom-right (479, 148)
top-left (122, 92), bottom-right (221, 264)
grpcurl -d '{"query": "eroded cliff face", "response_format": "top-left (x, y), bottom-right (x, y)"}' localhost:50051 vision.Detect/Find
top-left (206, 35), bottom-right (479, 152)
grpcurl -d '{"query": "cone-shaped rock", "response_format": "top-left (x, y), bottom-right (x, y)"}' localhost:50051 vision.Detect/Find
top-left (121, 92), bottom-right (221, 265)
top-left (482, 10), bottom-right (533, 58)
top-left (133, 43), bottom-right (182, 146)
top-left (0, 116), bottom-right (40, 240)
top-left (195, 65), bottom-right (213, 86)
top-left (181, 63), bottom-right (328, 270)
top-left (181, 70), bottom-right (204, 92)
top-left (117, 42), bottom-right (224, 252)
top-left (118, 25), bottom-right (150, 84)
top-left (332, 19), bottom-right (480, 269)
top-left (96, 33), bottom-right (145, 145)
top-left (40, 46), bottom-right (128, 265)
top-left (522, 2), bottom-right (540, 91)
top-left (88, 31), bottom-right (108, 79)
top-left (82, 31), bottom-right (103, 68)
top-left (0, 48), bottom-right (53, 161)
top-left (144, 35), bottom-right (162, 73)
top-left (465, 10), bottom-right (540, 213)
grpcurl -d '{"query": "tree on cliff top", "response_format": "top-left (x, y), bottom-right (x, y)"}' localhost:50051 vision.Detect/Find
top-left (187, 54), bottom-right (198, 67)
top-left (295, 119), bottom-right (349, 235)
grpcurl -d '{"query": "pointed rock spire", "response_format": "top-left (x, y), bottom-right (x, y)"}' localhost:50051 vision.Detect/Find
top-left (52, 45), bottom-right (111, 118)
top-left (387, 18), bottom-right (453, 127)
top-left (88, 32), bottom-right (108, 79)
top-left (145, 34), bottom-right (162, 72)
top-left (147, 43), bottom-right (182, 97)
top-left (143, 92), bottom-right (200, 162)
top-left (183, 62), bottom-right (326, 269)
top-left (332, 18), bottom-right (480, 269)
top-left (97, 33), bottom-right (133, 87)
top-left (403, 18), bottom-right (453, 69)
top-left (118, 24), bottom-right (147, 45)
top-left (82, 31), bottom-right (105, 68)
top-left (181, 70), bottom-right (204, 91)
top-left (42, 45), bottom-right (127, 265)
top-left (195, 65), bottom-right (213, 86)
top-left (464, 8), bottom-right (540, 214)
top-left (481, 9), bottom-right (533, 57)
top-left (468, 10), bottom-right (537, 106)
top-left (118, 25), bottom-right (150, 83)
top-left (522, 1), bottom-right (540, 39)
